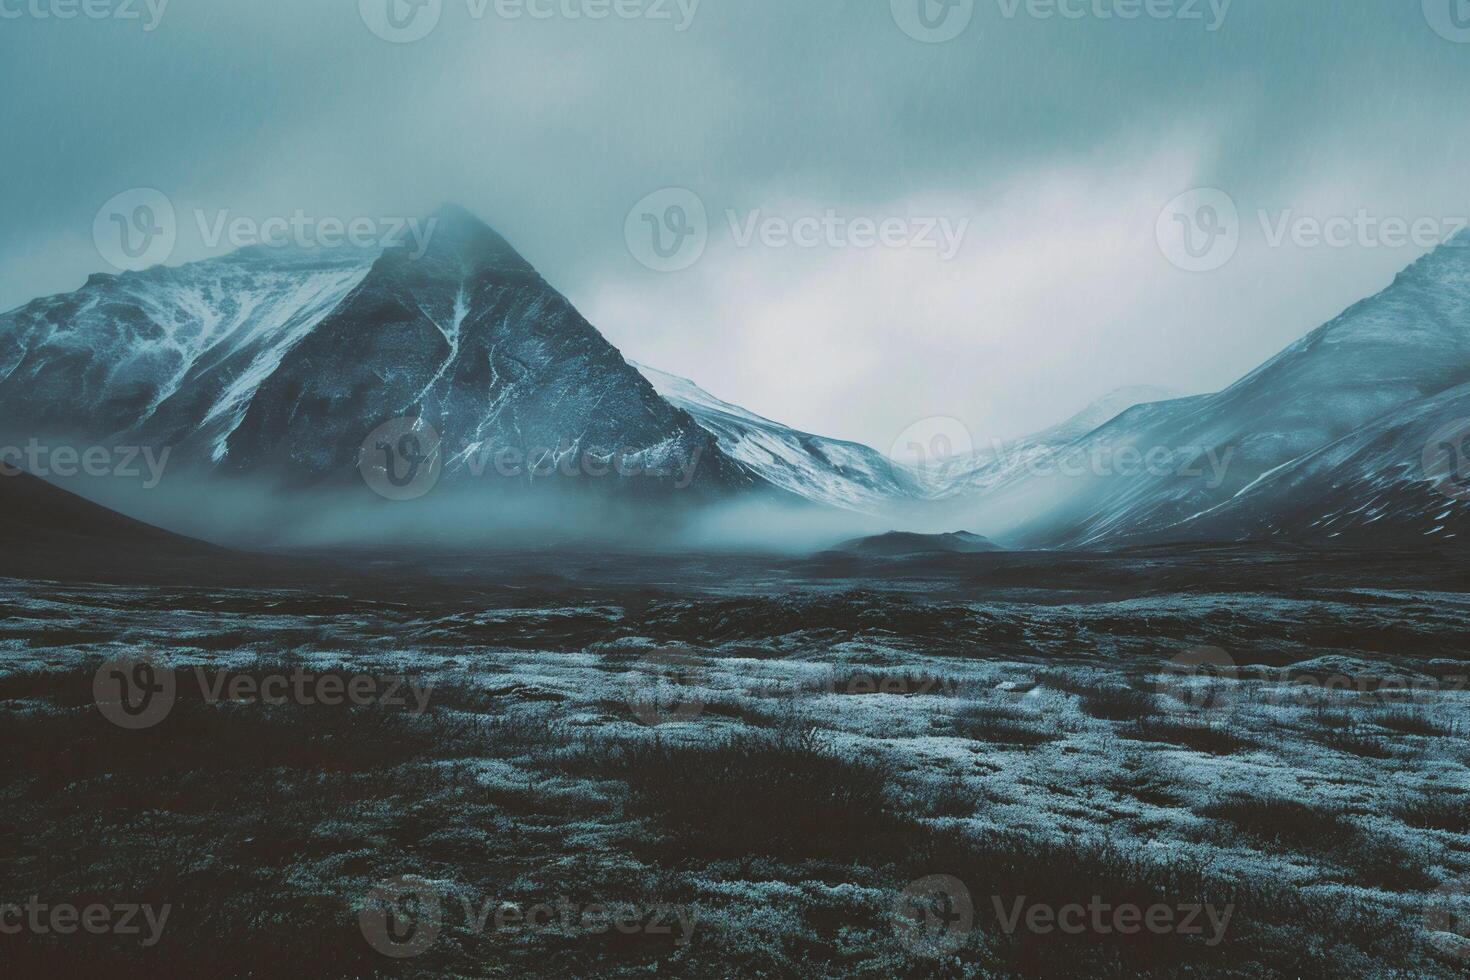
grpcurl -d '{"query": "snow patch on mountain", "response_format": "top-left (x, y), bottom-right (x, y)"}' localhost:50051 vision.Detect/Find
top-left (635, 363), bottom-right (920, 513)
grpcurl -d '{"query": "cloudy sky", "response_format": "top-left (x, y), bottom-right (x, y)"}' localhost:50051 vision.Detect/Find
top-left (3, 0), bottom-right (1469, 451)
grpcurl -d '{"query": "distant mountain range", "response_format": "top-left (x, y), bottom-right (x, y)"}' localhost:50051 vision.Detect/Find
top-left (2, 204), bottom-right (1468, 550)
top-left (953, 233), bottom-right (1470, 548)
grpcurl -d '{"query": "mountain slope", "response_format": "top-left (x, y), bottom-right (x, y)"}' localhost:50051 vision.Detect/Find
top-left (927, 385), bottom-right (1184, 499)
top-left (979, 234), bottom-right (1470, 547)
top-left (635, 363), bottom-right (920, 513)
top-left (0, 469), bottom-right (222, 572)
top-left (1159, 382), bottom-right (1470, 546)
top-left (0, 206), bottom-right (755, 499)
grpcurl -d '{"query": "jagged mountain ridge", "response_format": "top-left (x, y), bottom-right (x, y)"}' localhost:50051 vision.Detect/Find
top-left (925, 385), bottom-right (1185, 500)
top-left (974, 233), bottom-right (1470, 547)
top-left (0, 206), bottom-right (758, 497)
top-left (635, 363), bottom-right (923, 513)
top-left (5, 204), bottom-right (1470, 547)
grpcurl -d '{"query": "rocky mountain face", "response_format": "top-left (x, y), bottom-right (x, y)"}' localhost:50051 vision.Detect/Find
top-left (0, 207), bottom-right (756, 499)
top-left (636, 363), bottom-right (923, 514)
top-left (940, 235), bottom-right (1470, 549)
top-left (4, 205), bottom-right (1469, 549)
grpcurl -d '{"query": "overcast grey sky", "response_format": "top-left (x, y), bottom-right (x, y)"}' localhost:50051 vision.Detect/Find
top-left (3, 0), bottom-right (1469, 450)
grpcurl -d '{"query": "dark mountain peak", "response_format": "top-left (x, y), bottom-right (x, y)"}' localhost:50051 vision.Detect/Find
top-left (395, 203), bottom-right (535, 277)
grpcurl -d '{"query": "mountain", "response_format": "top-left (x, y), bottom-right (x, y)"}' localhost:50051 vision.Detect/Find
top-left (0, 468), bottom-right (221, 577)
top-left (926, 385), bottom-right (1183, 499)
top-left (0, 206), bottom-right (755, 499)
top-left (1163, 382), bottom-right (1470, 545)
top-left (832, 530), bottom-right (1001, 556)
top-left (7, 202), bottom-right (1470, 550)
top-left (635, 363), bottom-right (921, 513)
top-left (968, 233), bottom-right (1470, 547)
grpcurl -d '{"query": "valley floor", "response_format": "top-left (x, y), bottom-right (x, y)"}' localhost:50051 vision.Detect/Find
top-left (2, 547), bottom-right (1469, 977)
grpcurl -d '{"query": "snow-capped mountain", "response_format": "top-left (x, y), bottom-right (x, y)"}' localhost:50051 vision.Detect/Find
top-left (635, 363), bottom-right (922, 513)
top-left (969, 232), bottom-right (1470, 547)
top-left (6, 202), bottom-right (1470, 549)
top-left (924, 385), bottom-right (1183, 500)
top-left (1159, 381), bottom-right (1470, 545)
top-left (0, 206), bottom-right (756, 496)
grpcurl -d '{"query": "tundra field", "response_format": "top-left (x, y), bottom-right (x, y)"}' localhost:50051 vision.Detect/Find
top-left (2, 545), bottom-right (1469, 978)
